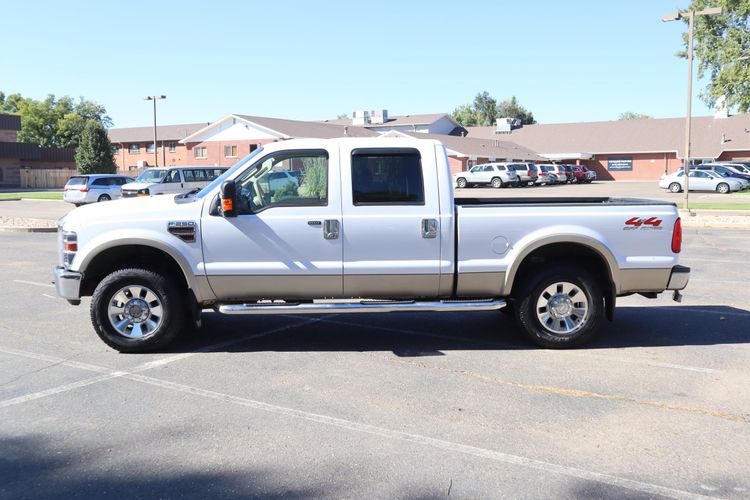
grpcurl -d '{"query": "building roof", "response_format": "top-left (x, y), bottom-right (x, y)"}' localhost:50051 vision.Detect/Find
top-left (180, 114), bottom-right (379, 143)
top-left (382, 131), bottom-right (546, 161)
top-left (322, 113), bottom-right (455, 128)
top-left (234, 114), bottom-right (379, 138)
top-left (0, 114), bottom-right (21, 131)
top-left (465, 114), bottom-right (750, 159)
top-left (108, 122), bottom-right (210, 143)
top-left (0, 142), bottom-right (74, 161)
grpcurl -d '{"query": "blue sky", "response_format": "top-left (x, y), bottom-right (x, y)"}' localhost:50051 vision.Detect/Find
top-left (2, 0), bottom-right (714, 127)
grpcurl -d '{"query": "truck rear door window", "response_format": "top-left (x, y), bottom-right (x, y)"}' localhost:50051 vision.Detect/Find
top-left (351, 150), bottom-right (424, 205)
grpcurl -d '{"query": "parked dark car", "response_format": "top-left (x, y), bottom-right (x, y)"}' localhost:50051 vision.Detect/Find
top-left (693, 164), bottom-right (750, 184)
top-left (570, 166), bottom-right (588, 183)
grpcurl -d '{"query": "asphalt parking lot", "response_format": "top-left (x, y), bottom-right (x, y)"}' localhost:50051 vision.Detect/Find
top-left (1, 227), bottom-right (749, 499)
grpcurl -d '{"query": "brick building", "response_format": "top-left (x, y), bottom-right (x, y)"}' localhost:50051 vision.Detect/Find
top-left (465, 114), bottom-right (750, 180)
top-left (107, 122), bottom-right (208, 172)
top-left (0, 114), bottom-right (75, 188)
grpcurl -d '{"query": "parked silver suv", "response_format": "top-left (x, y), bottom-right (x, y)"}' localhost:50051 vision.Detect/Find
top-left (454, 162), bottom-right (519, 188)
top-left (63, 174), bottom-right (134, 206)
top-left (510, 163), bottom-right (539, 186)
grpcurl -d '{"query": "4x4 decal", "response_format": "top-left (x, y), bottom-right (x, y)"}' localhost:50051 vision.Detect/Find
top-left (624, 217), bottom-right (663, 230)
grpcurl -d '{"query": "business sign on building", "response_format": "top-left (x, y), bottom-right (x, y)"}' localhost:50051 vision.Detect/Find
top-left (608, 157), bottom-right (633, 171)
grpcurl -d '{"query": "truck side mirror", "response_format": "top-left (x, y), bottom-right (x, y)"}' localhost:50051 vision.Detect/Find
top-left (220, 181), bottom-right (237, 217)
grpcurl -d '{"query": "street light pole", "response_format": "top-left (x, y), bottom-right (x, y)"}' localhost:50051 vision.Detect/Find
top-left (662, 7), bottom-right (722, 212)
top-left (144, 95), bottom-right (166, 167)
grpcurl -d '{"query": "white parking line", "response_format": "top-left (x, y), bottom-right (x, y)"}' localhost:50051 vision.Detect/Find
top-left (0, 315), bottom-right (328, 409)
top-left (0, 346), bottom-right (717, 500)
top-left (13, 279), bottom-right (54, 288)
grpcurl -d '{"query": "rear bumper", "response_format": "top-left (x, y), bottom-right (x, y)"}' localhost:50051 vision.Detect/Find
top-left (666, 265), bottom-right (690, 290)
top-left (54, 266), bottom-right (82, 302)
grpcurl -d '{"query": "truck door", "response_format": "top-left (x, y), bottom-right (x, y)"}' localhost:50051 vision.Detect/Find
top-left (200, 148), bottom-right (343, 300)
top-left (340, 145), bottom-right (443, 298)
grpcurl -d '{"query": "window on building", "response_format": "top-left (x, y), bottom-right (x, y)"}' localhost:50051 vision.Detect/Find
top-left (351, 149), bottom-right (424, 205)
top-left (249, 144), bottom-right (258, 153)
top-left (168, 143), bottom-right (176, 153)
top-left (129, 144), bottom-right (140, 154)
top-left (224, 145), bottom-right (238, 158)
top-left (112, 145), bottom-right (120, 154)
top-left (146, 143), bottom-right (155, 153)
top-left (0, 168), bottom-right (4, 183)
top-left (194, 147), bottom-right (207, 159)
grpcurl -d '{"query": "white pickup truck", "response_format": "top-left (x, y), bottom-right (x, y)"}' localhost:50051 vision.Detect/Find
top-left (54, 137), bottom-right (690, 352)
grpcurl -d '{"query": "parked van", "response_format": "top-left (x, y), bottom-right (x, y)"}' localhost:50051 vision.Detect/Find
top-left (122, 166), bottom-right (227, 198)
top-left (63, 174), bottom-right (134, 206)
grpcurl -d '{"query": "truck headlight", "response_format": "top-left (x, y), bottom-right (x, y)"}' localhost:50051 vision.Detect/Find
top-left (62, 231), bottom-right (77, 267)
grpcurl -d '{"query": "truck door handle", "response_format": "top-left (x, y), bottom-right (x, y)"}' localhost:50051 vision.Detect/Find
top-left (323, 219), bottom-right (339, 240)
top-left (421, 218), bottom-right (438, 239)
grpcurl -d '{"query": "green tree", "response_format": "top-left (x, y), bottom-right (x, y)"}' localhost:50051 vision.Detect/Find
top-left (0, 91), bottom-right (112, 148)
top-left (336, 113), bottom-right (350, 120)
top-left (451, 103), bottom-right (480, 127)
top-left (618, 111), bottom-right (653, 120)
top-left (496, 96), bottom-right (536, 124)
top-left (452, 92), bottom-right (536, 127)
top-left (75, 120), bottom-right (116, 174)
top-left (679, 0), bottom-right (750, 112)
top-left (298, 157), bottom-right (327, 199)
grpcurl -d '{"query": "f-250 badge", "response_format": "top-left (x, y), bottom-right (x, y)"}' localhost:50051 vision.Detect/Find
top-left (624, 217), bottom-right (664, 230)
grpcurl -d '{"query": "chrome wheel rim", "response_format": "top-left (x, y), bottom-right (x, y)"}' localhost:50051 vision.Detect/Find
top-left (492, 178), bottom-right (502, 188)
top-left (535, 281), bottom-right (589, 335)
top-left (718, 184), bottom-right (729, 193)
top-left (669, 183), bottom-right (680, 193)
top-left (107, 285), bottom-right (164, 339)
top-left (457, 178), bottom-right (466, 188)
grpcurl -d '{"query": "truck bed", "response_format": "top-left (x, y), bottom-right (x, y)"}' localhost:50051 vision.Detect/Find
top-left (455, 196), bottom-right (677, 207)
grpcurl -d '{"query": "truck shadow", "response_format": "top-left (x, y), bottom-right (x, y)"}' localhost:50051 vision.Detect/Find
top-left (168, 305), bottom-right (750, 353)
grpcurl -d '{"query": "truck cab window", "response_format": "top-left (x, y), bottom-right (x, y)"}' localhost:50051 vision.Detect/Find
top-left (234, 150), bottom-right (328, 214)
top-left (351, 150), bottom-right (424, 205)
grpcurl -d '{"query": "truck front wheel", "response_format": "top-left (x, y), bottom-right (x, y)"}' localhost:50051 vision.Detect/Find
top-left (90, 268), bottom-right (185, 352)
top-left (515, 266), bottom-right (603, 348)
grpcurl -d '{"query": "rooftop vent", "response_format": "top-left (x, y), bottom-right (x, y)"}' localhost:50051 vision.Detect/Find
top-left (495, 117), bottom-right (522, 133)
top-left (353, 110), bottom-right (370, 126)
top-left (370, 109), bottom-right (388, 125)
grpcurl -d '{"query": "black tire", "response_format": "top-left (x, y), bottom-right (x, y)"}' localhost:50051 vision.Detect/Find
top-left (97, 194), bottom-right (111, 202)
top-left (90, 267), bottom-right (185, 352)
top-left (716, 182), bottom-right (730, 194)
top-left (456, 177), bottom-right (467, 188)
top-left (514, 265), bottom-right (604, 349)
top-left (491, 177), bottom-right (503, 189)
top-left (668, 182), bottom-right (682, 193)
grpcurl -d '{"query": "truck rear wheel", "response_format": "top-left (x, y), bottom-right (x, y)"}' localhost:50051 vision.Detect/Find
top-left (90, 268), bottom-right (185, 352)
top-left (514, 266), bottom-right (603, 348)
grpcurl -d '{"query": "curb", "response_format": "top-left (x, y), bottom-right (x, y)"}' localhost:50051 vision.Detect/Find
top-left (0, 227), bottom-right (57, 233)
top-left (0, 198), bottom-right (21, 202)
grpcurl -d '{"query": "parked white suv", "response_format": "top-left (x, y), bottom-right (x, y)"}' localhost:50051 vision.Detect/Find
top-left (63, 174), bottom-right (134, 206)
top-left (122, 166), bottom-right (227, 198)
top-left (454, 163), bottom-right (519, 188)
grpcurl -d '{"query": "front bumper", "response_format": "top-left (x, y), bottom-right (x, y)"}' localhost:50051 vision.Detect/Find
top-left (54, 266), bottom-right (82, 303)
top-left (666, 265), bottom-right (690, 290)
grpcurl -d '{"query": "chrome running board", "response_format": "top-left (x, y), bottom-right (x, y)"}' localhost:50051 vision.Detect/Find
top-left (216, 299), bottom-right (506, 315)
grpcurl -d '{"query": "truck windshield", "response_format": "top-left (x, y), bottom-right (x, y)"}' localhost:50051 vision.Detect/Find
top-left (136, 169), bottom-right (168, 183)
top-left (195, 147), bottom-right (264, 199)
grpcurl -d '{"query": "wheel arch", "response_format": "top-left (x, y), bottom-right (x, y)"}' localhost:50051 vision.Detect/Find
top-left (78, 240), bottom-right (208, 301)
top-left (504, 237), bottom-right (618, 319)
